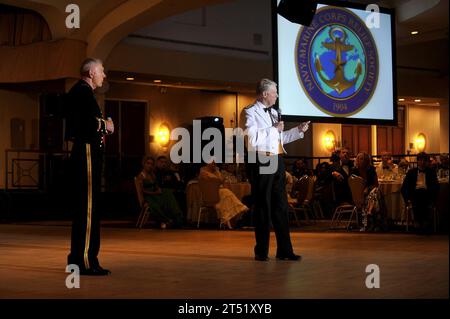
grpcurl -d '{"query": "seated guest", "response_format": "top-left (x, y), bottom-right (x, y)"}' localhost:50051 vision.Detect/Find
top-left (155, 155), bottom-right (183, 190)
top-left (291, 158), bottom-right (312, 179)
top-left (199, 161), bottom-right (249, 229)
top-left (430, 155), bottom-right (440, 172)
top-left (136, 156), bottom-right (184, 228)
top-left (401, 152), bottom-right (440, 234)
top-left (330, 147), bottom-right (353, 205)
top-left (314, 161), bottom-right (334, 218)
top-left (439, 154), bottom-right (449, 170)
top-left (285, 170), bottom-right (296, 199)
top-left (170, 162), bottom-right (184, 185)
top-left (398, 157), bottom-right (410, 176)
top-left (437, 154), bottom-right (449, 179)
top-left (330, 150), bottom-right (340, 165)
top-left (351, 152), bottom-right (385, 231)
top-left (376, 151), bottom-right (398, 179)
top-left (221, 163), bottom-right (239, 184)
top-left (155, 155), bottom-right (186, 218)
top-left (315, 162), bottom-right (333, 187)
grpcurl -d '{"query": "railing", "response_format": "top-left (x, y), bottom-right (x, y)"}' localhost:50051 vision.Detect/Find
top-left (284, 153), bottom-right (447, 171)
top-left (3, 149), bottom-right (144, 193)
top-left (4, 149), bottom-right (447, 191)
top-left (4, 149), bottom-right (70, 191)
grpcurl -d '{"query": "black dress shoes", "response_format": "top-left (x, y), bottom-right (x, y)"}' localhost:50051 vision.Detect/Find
top-left (254, 255), bottom-right (269, 261)
top-left (80, 266), bottom-right (111, 276)
top-left (276, 254), bottom-right (302, 261)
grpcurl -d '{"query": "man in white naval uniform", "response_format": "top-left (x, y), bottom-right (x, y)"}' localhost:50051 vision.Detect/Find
top-left (240, 78), bottom-right (310, 261)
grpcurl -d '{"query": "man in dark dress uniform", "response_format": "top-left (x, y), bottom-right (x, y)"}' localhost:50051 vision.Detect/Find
top-left (66, 58), bottom-right (114, 276)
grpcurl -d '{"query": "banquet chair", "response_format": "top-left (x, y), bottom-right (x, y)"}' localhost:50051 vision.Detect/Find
top-left (330, 175), bottom-right (365, 230)
top-left (288, 175), bottom-right (316, 226)
top-left (134, 176), bottom-right (151, 229)
top-left (197, 177), bottom-right (222, 228)
top-left (401, 202), bottom-right (438, 233)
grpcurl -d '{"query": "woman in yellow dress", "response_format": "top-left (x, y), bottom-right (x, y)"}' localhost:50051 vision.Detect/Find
top-left (199, 161), bottom-right (249, 229)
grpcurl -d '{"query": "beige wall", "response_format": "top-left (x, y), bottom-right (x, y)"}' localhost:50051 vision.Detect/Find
top-left (106, 82), bottom-right (256, 158)
top-left (440, 104), bottom-right (449, 153)
top-left (111, 82), bottom-right (450, 165)
top-left (1, 83), bottom-right (446, 190)
top-left (105, 83), bottom-right (315, 161)
top-left (0, 89), bottom-right (40, 188)
top-left (406, 104), bottom-right (441, 154)
top-left (312, 123), bottom-right (341, 166)
top-left (236, 93), bottom-right (255, 121)
top-left (0, 39), bottom-right (86, 83)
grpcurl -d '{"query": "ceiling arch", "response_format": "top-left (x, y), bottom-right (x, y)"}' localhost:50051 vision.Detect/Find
top-left (86, 0), bottom-right (231, 60)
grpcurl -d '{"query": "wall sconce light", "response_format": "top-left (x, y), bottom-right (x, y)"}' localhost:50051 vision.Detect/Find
top-left (322, 130), bottom-right (336, 152)
top-left (156, 123), bottom-right (170, 147)
top-left (415, 133), bottom-right (426, 152)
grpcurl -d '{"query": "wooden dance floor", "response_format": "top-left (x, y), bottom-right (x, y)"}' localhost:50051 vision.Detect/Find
top-left (0, 222), bottom-right (448, 299)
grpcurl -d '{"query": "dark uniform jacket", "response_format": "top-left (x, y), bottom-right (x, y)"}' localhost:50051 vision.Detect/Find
top-left (65, 79), bottom-right (108, 149)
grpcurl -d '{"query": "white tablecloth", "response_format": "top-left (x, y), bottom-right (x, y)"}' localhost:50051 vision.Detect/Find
top-left (379, 180), bottom-right (403, 220)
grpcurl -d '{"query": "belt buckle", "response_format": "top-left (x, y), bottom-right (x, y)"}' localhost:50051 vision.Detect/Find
top-left (257, 151), bottom-right (274, 156)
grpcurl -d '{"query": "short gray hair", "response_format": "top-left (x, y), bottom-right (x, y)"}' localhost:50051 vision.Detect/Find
top-left (80, 58), bottom-right (103, 77)
top-left (256, 78), bottom-right (277, 95)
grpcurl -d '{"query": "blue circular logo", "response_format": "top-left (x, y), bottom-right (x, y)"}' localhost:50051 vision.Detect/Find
top-left (296, 7), bottom-right (378, 116)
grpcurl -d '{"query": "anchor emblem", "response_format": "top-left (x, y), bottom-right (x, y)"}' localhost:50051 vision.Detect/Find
top-left (314, 26), bottom-right (363, 95)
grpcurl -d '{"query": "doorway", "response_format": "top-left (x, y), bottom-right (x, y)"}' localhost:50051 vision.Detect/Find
top-left (104, 100), bottom-right (147, 192)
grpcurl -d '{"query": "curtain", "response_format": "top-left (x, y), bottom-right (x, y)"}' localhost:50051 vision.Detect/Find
top-left (0, 4), bottom-right (52, 47)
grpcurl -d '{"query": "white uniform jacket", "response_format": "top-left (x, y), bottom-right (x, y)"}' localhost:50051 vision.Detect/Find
top-left (239, 101), bottom-right (304, 154)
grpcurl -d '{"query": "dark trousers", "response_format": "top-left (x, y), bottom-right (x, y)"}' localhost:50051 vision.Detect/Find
top-left (412, 189), bottom-right (434, 232)
top-left (248, 154), bottom-right (294, 257)
top-left (67, 143), bottom-right (103, 270)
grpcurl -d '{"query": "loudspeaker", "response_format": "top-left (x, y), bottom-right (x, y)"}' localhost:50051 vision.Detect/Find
top-left (192, 116), bottom-right (225, 163)
top-left (197, 116), bottom-right (223, 126)
top-left (277, 0), bottom-right (317, 26)
top-left (39, 93), bottom-right (67, 118)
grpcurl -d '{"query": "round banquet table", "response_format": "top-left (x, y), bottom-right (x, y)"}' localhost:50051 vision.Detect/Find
top-left (378, 179), bottom-right (404, 221)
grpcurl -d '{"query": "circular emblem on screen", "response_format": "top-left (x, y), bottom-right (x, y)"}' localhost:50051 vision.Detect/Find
top-left (296, 7), bottom-right (378, 116)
